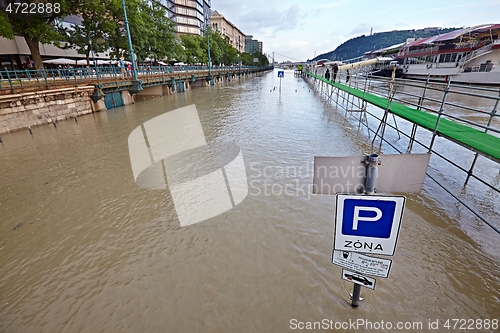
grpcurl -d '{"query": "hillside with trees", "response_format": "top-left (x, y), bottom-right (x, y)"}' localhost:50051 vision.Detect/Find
top-left (312, 27), bottom-right (458, 61)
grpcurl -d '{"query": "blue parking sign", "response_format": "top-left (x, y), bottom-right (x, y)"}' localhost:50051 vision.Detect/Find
top-left (341, 199), bottom-right (396, 238)
top-left (334, 194), bottom-right (405, 256)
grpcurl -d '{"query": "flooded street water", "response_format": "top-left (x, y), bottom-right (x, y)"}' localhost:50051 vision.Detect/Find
top-left (1, 70), bottom-right (499, 332)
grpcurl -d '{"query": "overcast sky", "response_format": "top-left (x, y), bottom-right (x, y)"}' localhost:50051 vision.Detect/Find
top-left (213, 0), bottom-right (500, 62)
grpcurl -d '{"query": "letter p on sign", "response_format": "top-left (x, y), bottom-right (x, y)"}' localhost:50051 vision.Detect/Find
top-left (341, 198), bottom-right (396, 239)
top-left (352, 206), bottom-right (382, 230)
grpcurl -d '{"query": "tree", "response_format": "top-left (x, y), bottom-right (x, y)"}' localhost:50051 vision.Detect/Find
top-left (0, 0), bottom-right (75, 69)
top-left (201, 27), bottom-right (222, 65)
top-left (57, 0), bottom-right (111, 66)
top-left (98, 0), bottom-right (128, 60)
top-left (239, 52), bottom-right (268, 66)
top-left (253, 52), bottom-right (269, 66)
top-left (134, 1), bottom-right (177, 62)
top-left (180, 34), bottom-right (204, 64)
top-left (214, 33), bottom-right (238, 65)
top-left (191, 27), bottom-right (239, 66)
top-left (240, 52), bottom-right (252, 66)
top-left (103, 0), bottom-right (178, 62)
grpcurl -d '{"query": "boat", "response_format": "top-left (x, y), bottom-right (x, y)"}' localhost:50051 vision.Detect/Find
top-left (392, 24), bottom-right (500, 85)
top-left (362, 24), bottom-right (500, 84)
top-left (363, 43), bottom-right (406, 78)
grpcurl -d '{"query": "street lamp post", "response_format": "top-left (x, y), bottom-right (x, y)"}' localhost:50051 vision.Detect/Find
top-left (238, 35), bottom-right (241, 76)
top-left (89, 39), bottom-right (100, 85)
top-left (122, 0), bottom-right (137, 81)
top-left (121, 0), bottom-right (142, 94)
top-left (206, 23), bottom-right (212, 76)
top-left (205, 22), bottom-right (213, 85)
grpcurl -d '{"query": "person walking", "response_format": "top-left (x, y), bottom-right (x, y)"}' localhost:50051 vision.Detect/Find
top-left (127, 63), bottom-right (132, 77)
top-left (333, 63), bottom-right (339, 82)
top-left (119, 58), bottom-right (126, 78)
top-left (325, 68), bottom-right (331, 81)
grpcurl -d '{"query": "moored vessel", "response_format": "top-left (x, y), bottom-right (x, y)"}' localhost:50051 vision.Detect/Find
top-left (362, 24), bottom-right (500, 84)
top-left (395, 24), bottom-right (500, 84)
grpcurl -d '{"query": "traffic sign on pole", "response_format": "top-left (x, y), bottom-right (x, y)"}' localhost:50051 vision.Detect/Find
top-left (341, 269), bottom-right (376, 290)
top-left (332, 250), bottom-right (392, 278)
top-left (334, 194), bottom-right (405, 256)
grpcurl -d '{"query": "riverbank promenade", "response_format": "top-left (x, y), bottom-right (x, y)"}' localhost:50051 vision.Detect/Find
top-left (0, 65), bottom-right (272, 134)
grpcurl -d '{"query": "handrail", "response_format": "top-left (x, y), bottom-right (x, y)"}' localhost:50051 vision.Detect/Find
top-left (304, 70), bottom-right (500, 234)
top-left (460, 43), bottom-right (493, 65)
top-left (0, 65), bottom-right (272, 91)
top-left (305, 69), bottom-right (500, 162)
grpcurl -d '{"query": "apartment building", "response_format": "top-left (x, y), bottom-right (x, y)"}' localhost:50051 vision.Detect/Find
top-left (245, 35), bottom-right (263, 54)
top-left (209, 10), bottom-right (245, 53)
top-left (158, 0), bottom-right (211, 35)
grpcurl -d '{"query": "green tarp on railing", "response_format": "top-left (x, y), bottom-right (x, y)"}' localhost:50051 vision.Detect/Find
top-left (306, 72), bottom-right (500, 161)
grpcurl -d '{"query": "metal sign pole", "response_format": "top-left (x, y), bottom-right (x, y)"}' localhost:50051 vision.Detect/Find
top-left (351, 153), bottom-right (379, 307)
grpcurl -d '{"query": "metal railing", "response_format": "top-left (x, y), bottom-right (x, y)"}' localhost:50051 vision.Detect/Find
top-left (460, 43), bottom-right (493, 65)
top-left (0, 65), bottom-right (271, 92)
top-left (400, 45), bottom-right (439, 56)
top-left (305, 68), bottom-right (500, 234)
top-left (365, 75), bottom-right (500, 138)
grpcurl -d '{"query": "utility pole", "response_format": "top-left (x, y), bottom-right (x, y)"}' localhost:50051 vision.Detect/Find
top-left (206, 23), bottom-right (212, 76)
top-left (122, 0), bottom-right (142, 93)
top-left (89, 39), bottom-right (100, 85)
top-left (122, 0), bottom-right (137, 80)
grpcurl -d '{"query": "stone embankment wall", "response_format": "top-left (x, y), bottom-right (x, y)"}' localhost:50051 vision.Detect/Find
top-left (0, 86), bottom-right (95, 134)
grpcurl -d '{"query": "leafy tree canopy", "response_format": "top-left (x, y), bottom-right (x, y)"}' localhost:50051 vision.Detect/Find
top-left (0, 0), bottom-right (75, 69)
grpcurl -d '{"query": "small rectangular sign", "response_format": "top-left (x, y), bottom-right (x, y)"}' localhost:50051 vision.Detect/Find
top-left (313, 153), bottom-right (430, 194)
top-left (334, 194), bottom-right (405, 256)
top-left (332, 250), bottom-right (392, 278)
top-left (341, 269), bottom-right (376, 290)
top-left (278, 71), bottom-right (284, 77)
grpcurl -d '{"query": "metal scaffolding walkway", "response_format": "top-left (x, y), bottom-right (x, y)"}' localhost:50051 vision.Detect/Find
top-left (306, 71), bottom-right (500, 163)
top-left (305, 69), bottom-right (500, 234)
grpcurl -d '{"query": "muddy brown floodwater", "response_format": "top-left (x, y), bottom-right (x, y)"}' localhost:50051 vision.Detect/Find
top-left (1, 70), bottom-right (499, 332)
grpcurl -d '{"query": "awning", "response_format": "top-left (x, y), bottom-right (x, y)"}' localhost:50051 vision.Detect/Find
top-left (42, 58), bottom-right (79, 65)
top-left (433, 28), bottom-right (470, 42)
top-left (75, 59), bottom-right (114, 65)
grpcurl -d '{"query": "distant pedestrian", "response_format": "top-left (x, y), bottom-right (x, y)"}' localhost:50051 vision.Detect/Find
top-left (325, 68), bottom-right (331, 81)
top-left (127, 63), bottom-right (132, 77)
top-left (63, 65), bottom-right (70, 78)
top-left (333, 63), bottom-right (339, 82)
top-left (119, 58), bottom-right (126, 78)
top-left (346, 69), bottom-right (350, 83)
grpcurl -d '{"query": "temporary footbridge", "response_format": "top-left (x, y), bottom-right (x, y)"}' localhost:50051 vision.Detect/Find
top-left (304, 68), bottom-right (500, 234)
